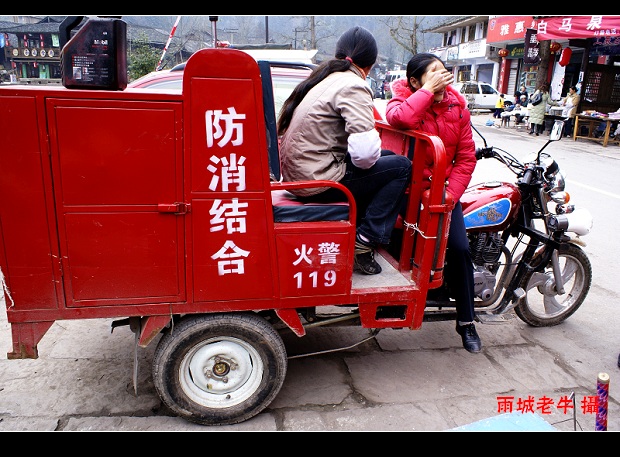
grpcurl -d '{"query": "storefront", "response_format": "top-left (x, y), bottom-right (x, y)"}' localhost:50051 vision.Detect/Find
top-left (488, 15), bottom-right (620, 111)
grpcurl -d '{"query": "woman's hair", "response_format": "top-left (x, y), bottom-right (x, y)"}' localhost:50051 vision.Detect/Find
top-left (277, 26), bottom-right (377, 135)
top-left (405, 53), bottom-right (445, 91)
top-left (569, 85), bottom-right (578, 92)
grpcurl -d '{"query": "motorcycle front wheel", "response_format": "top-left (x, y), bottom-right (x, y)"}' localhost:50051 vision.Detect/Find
top-left (515, 243), bottom-right (592, 327)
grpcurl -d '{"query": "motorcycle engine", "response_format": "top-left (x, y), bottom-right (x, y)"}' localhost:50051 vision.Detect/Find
top-left (469, 232), bottom-right (503, 300)
top-left (469, 232), bottom-right (503, 264)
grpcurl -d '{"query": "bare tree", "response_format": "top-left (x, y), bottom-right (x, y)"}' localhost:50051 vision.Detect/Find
top-left (382, 16), bottom-right (431, 58)
top-left (301, 16), bottom-right (337, 53)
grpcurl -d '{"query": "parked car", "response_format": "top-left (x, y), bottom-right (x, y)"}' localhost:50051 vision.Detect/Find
top-left (382, 70), bottom-right (406, 99)
top-left (129, 58), bottom-right (315, 120)
top-left (452, 81), bottom-right (515, 111)
top-left (366, 76), bottom-right (382, 99)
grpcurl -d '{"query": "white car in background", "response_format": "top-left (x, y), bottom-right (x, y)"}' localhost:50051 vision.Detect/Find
top-left (452, 81), bottom-right (515, 111)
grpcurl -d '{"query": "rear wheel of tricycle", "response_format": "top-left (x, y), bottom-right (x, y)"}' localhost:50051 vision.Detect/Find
top-left (152, 312), bottom-right (287, 426)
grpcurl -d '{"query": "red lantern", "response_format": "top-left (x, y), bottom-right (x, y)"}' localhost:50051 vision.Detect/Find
top-left (498, 48), bottom-right (509, 57)
top-left (549, 42), bottom-right (562, 54)
top-left (559, 47), bottom-right (572, 66)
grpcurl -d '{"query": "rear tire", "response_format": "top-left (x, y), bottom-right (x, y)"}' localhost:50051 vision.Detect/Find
top-left (152, 312), bottom-right (287, 425)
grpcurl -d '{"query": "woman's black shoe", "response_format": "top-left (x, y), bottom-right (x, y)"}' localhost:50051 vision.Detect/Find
top-left (354, 235), bottom-right (382, 275)
top-left (456, 323), bottom-right (482, 353)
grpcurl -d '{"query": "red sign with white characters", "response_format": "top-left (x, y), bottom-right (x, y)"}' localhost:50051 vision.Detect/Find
top-left (487, 16), bottom-right (536, 43)
top-left (535, 16), bottom-right (620, 40)
top-left (487, 15), bottom-right (620, 44)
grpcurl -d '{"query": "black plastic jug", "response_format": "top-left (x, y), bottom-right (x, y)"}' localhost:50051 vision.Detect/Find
top-left (60, 16), bottom-right (127, 90)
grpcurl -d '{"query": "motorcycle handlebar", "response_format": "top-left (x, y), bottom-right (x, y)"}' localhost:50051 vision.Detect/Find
top-left (521, 167), bottom-right (535, 185)
top-left (475, 147), bottom-right (494, 160)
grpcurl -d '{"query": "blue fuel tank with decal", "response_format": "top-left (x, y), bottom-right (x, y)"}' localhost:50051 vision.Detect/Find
top-left (461, 181), bottom-right (521, 232)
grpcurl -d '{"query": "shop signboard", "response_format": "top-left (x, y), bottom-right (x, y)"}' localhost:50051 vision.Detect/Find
top-left (536, 16), bottom-right (620, 41)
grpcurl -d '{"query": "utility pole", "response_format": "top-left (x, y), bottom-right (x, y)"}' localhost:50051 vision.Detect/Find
top-left (209, 16), bottom-right (218, 48)
top-left (265, 16), bottom-right (269, 44)
top-left (310, 16), bottom-right (316, 49)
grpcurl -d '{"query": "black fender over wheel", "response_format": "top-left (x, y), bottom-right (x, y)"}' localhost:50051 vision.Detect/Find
top-left (152, 312), bottom-right (287, 426)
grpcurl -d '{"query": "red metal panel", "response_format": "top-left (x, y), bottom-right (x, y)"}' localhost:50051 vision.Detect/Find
top-left (189, 78), bottom-right (267, 193)
top-left (0, 95), bottom-right (58, 312)
top-left (275, 231), bottom-right (351, 298)
top-left (184, 49), bottom-right (276, 305)
top-left (49, 99), bottom-right (181, 205)
top-left (63, 212), bottom-right (183, 304)
top-left (46, 98), bottom-right (186, 307)
top-left (191, 198), bottom-right (274, 302)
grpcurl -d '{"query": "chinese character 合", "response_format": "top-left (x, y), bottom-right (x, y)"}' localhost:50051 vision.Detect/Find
top-left (211, 240), bottom-right (250, 275)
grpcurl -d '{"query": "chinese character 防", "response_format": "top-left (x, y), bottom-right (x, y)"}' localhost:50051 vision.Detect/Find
top-left (205, 107), bottom-right (245, 148)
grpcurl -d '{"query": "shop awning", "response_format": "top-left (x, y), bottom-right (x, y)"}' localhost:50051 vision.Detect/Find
top-left (487, 15), bottom-right (620, 44)
top-left (536, 16), bottom-right (620, 41)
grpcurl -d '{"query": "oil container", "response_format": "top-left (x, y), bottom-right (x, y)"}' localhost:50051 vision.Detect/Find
top-left (61, 17), bottom-right (127, 90)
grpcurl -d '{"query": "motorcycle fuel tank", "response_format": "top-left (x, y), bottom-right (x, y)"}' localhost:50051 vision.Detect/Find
top-left (461, 181), bottom-right (521, 231)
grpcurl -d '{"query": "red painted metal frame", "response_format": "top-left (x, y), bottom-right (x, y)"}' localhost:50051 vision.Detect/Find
top-left (0, 48), bottom-right (452, 358)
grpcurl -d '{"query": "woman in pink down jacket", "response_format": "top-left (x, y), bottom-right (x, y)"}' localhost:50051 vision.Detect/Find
top-left (386, 53), bottom-right (482, 353)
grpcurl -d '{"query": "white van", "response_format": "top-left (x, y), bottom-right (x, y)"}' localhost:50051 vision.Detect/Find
top-left (385, 70), bottom-right (406, 85)
top-left (383, 70), bottom-right (406, 98)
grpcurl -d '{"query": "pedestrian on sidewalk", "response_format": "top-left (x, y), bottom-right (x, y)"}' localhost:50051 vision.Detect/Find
top-left (528, 82), bottom-right (557, 136)
top-left (494, 93), bottom-right (505, 119)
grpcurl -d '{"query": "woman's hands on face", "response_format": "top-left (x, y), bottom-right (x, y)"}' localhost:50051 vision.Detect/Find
top-left (421, 62), bottom-right (453, 101)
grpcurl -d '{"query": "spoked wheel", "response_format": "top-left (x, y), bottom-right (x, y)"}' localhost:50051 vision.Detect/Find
top-left (152, 313), bottom-right (287, 426)
top-left (515, 243), bottom-right (592, 327)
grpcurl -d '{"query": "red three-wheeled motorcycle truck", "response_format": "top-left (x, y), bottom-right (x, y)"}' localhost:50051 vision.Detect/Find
top-left (0, 18), bottom-right (455, 425)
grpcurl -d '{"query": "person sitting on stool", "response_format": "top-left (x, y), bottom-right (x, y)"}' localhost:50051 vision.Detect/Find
top-left (513, 102), bottom-right (527, 125)
top-left (559, 85), bottom-right (580, 137)
top-left (500, 101), bottom-right (514, 127)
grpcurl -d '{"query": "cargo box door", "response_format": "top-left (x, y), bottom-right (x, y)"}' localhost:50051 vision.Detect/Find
top-left (47, 98), bottom-right (186, 307)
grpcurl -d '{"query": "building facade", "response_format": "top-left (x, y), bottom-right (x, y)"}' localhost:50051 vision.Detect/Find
top-left (0, 16), bottom-right (197, 85)
top-left (426, 16), bottom-right (503, 88)
top-left (426, 15), bottom-right (620, 115)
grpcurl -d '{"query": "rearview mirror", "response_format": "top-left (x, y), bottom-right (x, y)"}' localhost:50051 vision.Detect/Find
top-left (550, 120), bottom-right (564, 141)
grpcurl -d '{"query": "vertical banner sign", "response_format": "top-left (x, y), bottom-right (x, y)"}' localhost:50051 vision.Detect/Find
top-left (524, 28), bottom-right (541, 65)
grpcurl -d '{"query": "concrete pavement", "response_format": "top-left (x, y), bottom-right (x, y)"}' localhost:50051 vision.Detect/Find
top-left (1, 109), bottom-right (619, 432)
